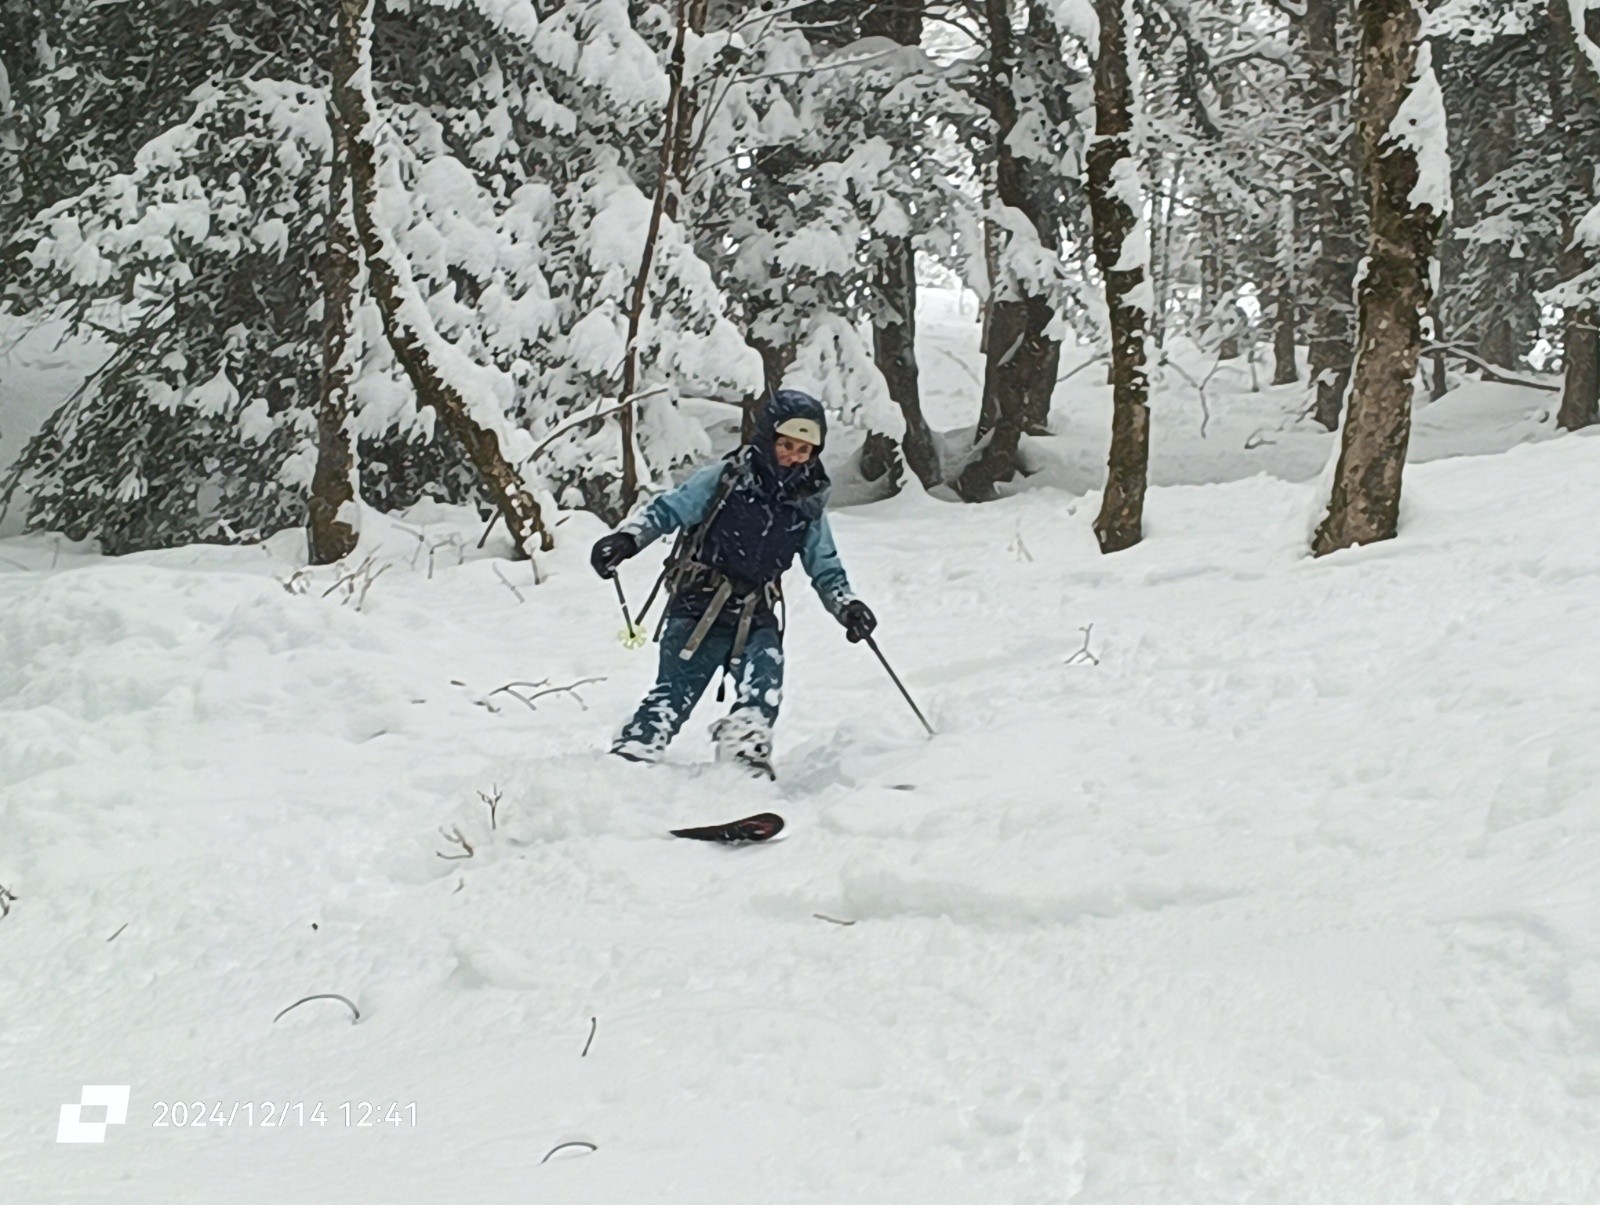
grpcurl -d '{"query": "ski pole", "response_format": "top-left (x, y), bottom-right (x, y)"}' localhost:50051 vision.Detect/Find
top-left (863, 634), bottom-right (935, 737)
top-left (611, 573), bottom-right (646, 648)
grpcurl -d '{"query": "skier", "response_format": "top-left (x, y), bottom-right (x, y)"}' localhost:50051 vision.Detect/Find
top-left (589, 390), bottom-right (876, 778)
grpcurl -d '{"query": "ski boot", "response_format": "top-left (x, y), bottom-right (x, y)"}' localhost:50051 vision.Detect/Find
top-left (709, 714), bottom-right (775, 780)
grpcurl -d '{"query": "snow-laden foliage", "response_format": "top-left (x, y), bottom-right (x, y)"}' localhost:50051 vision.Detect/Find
top-left (683, 17), bottom-right (978, 439)
top-left (3, 82), bottom-right (325, 552)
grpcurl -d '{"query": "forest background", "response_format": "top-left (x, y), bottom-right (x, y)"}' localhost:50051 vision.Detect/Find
top-left (1, 0), bottom-right (1598, 562)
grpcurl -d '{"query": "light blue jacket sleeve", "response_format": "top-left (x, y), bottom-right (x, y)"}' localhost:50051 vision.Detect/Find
top-left (617, 461), bottom-right (725, 549)
top-left (800, 513), bottom-right (855, 618)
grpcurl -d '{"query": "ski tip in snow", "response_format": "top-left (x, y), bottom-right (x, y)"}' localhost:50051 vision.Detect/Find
top-left (670, 812), bottom-right (785, 845)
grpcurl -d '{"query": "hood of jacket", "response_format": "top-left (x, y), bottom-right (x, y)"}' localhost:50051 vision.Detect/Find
top-left (748, 389), bottom-right (829, 501)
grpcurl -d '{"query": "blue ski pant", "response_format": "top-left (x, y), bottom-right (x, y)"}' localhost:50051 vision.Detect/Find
top-left (617, 616), bottom-right (784, 753)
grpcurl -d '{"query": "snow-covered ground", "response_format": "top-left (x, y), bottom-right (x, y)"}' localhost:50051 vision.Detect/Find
top-left (4, 298), bottom-right (1598, 1201)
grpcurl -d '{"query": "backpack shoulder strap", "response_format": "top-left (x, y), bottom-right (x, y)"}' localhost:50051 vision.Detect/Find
top-left (634, 451), bottom-right (744, 631)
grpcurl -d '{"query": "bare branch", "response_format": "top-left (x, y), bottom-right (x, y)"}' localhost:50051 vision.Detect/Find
top-left (273, 993), bottom-right (361, 1024)
top-left (1419, 343), bottom-right (1559, 393)
top-left (436, 825), bottom-right (475, 860)
top-left (541, 1141), bottom-right (598, 1164)
top-left (492, 563), bottom-right (526, 603)
top-left (478, 785), bottom-right (502, 831)
top-left (527, 386), bottom-right (670, 463)
top-left (1064, 624), bottom-right (1100, 667)
top-left (488, 677), bottom-right (606, 714)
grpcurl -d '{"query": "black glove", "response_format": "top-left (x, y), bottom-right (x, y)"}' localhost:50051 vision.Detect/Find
top-left (841, 599), bottom-right (877, 644)
top-left (590, 531), bottom-right (638, 579)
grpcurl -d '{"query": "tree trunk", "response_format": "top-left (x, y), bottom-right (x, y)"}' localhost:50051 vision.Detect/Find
top-left (335, 0), bottom-right (551, 555)
top-left (1551, 0), bottom-right (1600, 430)
top-left (617, 0), bottom-right (692, 514)
top-left (1427, 308), bottom-right (1449, 401)
top-left (1271, 188), bottom-right (1299, 385)
top-left (666, 0), bottom-right (710, 222)
top-left (1087, 0), bottom-right (1151, 554)
top-left (1301, 0), bottom-right (1361, 430)
top-left (868, 237), bottom-right (939, 487)
top-left (1559, 311), bottom-right (1600, 429)
top-left (861, 0), bottom-right (936, 489)
top-left (307, 81), bottom-right (361, 565)
top-left (954, 0), bottom-right (1062, 501)
top-left (1312, 6), bottom-right (1446, 556)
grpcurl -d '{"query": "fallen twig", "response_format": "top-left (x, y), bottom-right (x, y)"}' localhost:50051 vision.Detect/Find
top-left (273, 993), bottom-right (361, 1024)
top-left (1420, 341), bottom-right (1560, 392)
top-left (813, 913), bottom-right (856, 926)
top-left (582, 1016), bottom-right (597, 1057)
top-left (488, 677), bottom-right (606, 714)
top-left (492, 563), bottom-right (525, 603)
top-left (1064, 624), bottom-right (1100, 667)
top-left (541, 1140), bottom-right (598, 1164)
top-left (107, 923), bottom-right (128, 942)
top-left (436, 825), bottom-right (475, 860)
top-left (320, 554), bottom-right (390, 610)
top-left (479, 786), bottom-right (502, 831)
top-left (279, 567), bottom-right (312, 595)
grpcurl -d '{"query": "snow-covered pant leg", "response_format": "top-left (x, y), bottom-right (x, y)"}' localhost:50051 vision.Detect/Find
top-left (728, 623), bottom-right (784, 728)
top-left (615, 617), bottom-right (729, 754)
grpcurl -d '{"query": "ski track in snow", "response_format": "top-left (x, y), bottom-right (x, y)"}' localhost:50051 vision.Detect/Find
top-left (3, 303), bottom-right (1599, 1202)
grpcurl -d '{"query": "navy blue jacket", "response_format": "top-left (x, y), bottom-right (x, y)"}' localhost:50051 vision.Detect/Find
top-left (619, 391), bottom-right (855, 619)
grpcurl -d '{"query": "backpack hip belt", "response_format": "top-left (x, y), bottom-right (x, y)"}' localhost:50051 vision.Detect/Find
top-left (674, 561), bottom-right (782, 663)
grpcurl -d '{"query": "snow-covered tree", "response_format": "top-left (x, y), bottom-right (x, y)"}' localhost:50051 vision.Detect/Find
top-left (1314, 1), bottom-right (1450, 555)
top-left (1088, 0), bottom-right (1154, 552)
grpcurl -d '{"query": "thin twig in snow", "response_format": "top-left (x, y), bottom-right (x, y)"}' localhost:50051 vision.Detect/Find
top-left (0, 883), bottom-right (16, 918)
top-left (582, 1016), bottom-right (598, 1057)
top-left (1064, 624), bottom-right (1100, 667)
top-left (541, 1141), bottom-right (598, 1164)
top-left (437, 825), bottom-right (474, 860)
top-left (492, 563), bottom-right (525, 603)
top-left (320, 553), bottom-right (389, 609)
top-left (813, 913), bottom-right (857, 926)
top-left (479, 786), bottom-right (502, 831)
top-left (273, 993), bottom-right (361, 1024)
top-left (488, 677), bottom-right (606, 714)
top-left (107, 923), bottom-right (128, 942)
